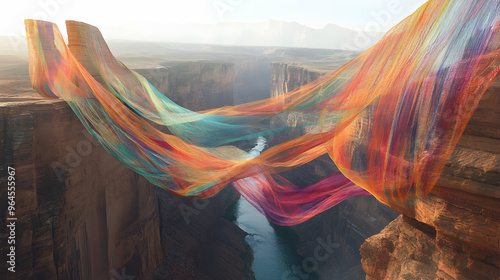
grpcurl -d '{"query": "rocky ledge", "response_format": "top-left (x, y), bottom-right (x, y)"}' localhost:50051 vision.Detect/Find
top-left (360, 78), bottom-right (500, 280)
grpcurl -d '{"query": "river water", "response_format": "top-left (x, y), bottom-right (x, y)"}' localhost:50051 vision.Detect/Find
top-left (226, 137), bottom-right (319, 280)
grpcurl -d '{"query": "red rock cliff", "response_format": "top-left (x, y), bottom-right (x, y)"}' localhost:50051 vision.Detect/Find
top-left (0, 59), bottom-right (252, 280)
top-left (360, 78), bottom-right (500, 280)
top-left (0, 90), bottom-right (163, 279)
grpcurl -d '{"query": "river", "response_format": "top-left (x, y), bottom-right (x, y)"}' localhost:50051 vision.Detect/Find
top-left (225, 137), bottom-right (319, 280)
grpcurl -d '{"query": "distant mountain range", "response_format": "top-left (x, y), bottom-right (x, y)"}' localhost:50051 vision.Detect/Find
top-left (0, 20), bottom-right (384, 54)
top-left (101, 20), bottom-right (384, 50)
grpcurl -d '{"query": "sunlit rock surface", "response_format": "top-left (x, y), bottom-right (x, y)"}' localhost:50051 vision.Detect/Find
top-left (360, 77), bottom-right (500, 280)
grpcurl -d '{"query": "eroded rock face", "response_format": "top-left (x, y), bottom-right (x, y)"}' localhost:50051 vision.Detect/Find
top-left (269, 62), bottom-right (398, 280)
top-left (0, 61), bottom-right (252, 280)
top-left (145, 187), bottom-right (254, 280)
top-left (0, 94), bottom-right (163, 280)
top-left (135, 62), bottom-right (234, 112)
top-left (270, 62), bottom-right (322, 101)
top-left (360, 78), bottom-right (500, 279)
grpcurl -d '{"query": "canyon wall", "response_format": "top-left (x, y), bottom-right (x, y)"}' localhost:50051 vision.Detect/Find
top-left (269, 63), bottom-right (398, 280)
top-left (0, 61), bottom-right (252, 280)
top-left (136, 62), bottom-right (234, 112)
top-left (270, 62), bottom-right (322, 104)
top-left (145, 187), bottom-right (253, 280)
top-left (360, 78), bottom-right (500, 279)
top-left (0, 93), bottom-right (162, 280)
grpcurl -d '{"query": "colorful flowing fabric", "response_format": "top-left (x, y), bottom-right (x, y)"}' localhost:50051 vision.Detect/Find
top-left (24, 0), bottom-right (500, 225)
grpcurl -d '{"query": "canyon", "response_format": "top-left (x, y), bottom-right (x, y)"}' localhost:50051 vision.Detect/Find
top-left (1, 43), bottom-right (498, 280)
top-left (269, 63), bottom-right (399, 280)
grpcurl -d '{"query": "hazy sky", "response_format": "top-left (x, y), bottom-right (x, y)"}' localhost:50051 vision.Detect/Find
top-left (1, 0), bottom-right (427, 39)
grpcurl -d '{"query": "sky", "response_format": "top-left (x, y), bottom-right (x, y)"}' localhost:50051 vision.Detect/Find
top-left (1, 0), bottom-right (427, 40)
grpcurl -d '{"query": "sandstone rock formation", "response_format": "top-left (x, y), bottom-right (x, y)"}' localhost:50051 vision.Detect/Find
top-left (360, 77), bottom-right (500, 280)
top-left (0, 89), bottom-right (163, 280)
top-left (0, 60), bottom-right (252, 280)
top-left (136, 62), bottom-right (234, 112)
